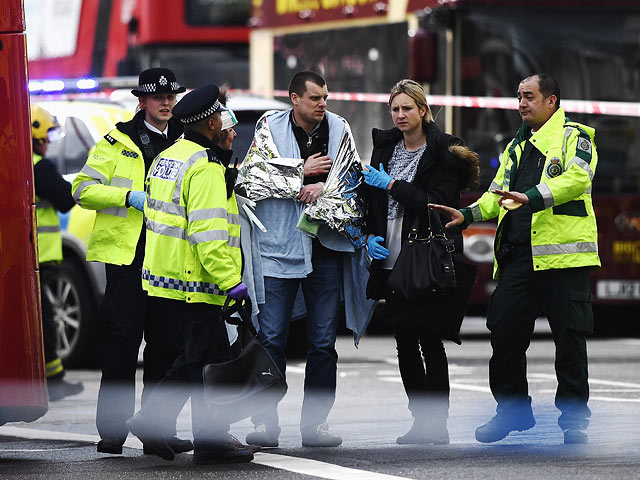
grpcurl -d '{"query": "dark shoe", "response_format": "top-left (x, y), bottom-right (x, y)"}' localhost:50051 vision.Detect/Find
top-left (144, 436), bottom-right (193, 455)
top-left (475, 413), bottom-right (536, 443)
top-left (126, 414), bottom-right (175, 461)
top-left (301, 423), bottom-right (342, 448)
top-left (564, 429), bottom-right (588, 444)
top-left (396, 419), bottom-right (449, 445)
top-left (228, 434), bottom-right (262, 453)
top-left (192, 444), bottom-right (254, 465)
top-left (97, 439), bottom-right (123, 455)
top-left (47, 378), bottom-right (84, 401)
top-left (246, 423), bottom-right (279, 448)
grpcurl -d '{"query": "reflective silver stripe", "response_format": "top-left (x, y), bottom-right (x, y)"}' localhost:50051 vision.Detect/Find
top-left (470, 204), bottom-right (482, 222)
top-left (142, 268), bottom-right (224, 296)
top-left (489, 181), bottom-right (501, 192)
top-left (188, 207), bottom-right (227, 223)
top-left (503, 168), bottom-right (511, 189)
top-left (147, 197), bottom-right (186, 217)
top-left (73, 179), bottom-right (99, 202)
top-left (173, 150), bottom-right (209, 205)
top-left (585, 185), bottom-right (592, 194)
top-left (227, 212), bottom-right (240, 225)
top-left (37, 225), bottom-right (60, 233)
top-left (536, 183), bottom-right (555, 209)
top-left (35, 200), bottom-right (52, 209)
top-left (227, 235), bottom-right (241, 249)
top-left (99, 207), bottom-right (128, 218)
top-left (80, 164), bottom-right (109, 184)
top-left (532, 242), bottom-right (598, 256)
top-left (110, 176), bottom-right (133, 189)
top-left (189, 229), bottom-right (229, 245)
top-left (566, 156), bottom-right (594, 181)
top-left (146, 218), bottom-right (187, 240)
top-left (562, 127), bottom-right (574, 164)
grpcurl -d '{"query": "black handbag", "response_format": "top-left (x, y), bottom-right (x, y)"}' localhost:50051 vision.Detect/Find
top-left (386, 204), bottom-right (457, 300)
top-left (203, 297), bottom-right (287, 424)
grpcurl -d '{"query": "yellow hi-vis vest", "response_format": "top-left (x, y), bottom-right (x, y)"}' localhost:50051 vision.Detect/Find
top-left (34, 154), bottom-right (63, 263)
top-left (142, 138), bottom-right (242, 305)
top-left (462, 108), bottom-right (600, 278)
top-left (71, 129), bottom-right (145, 265)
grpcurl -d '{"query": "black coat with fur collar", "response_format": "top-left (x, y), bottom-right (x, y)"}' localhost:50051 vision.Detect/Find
top-left (363, 122), bottom-right (479, 300)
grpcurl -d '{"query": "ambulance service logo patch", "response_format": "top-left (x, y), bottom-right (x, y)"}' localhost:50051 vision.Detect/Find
top-left (577, 138), bottom-right (592, 155)
top-left (545, 157), bottom-right (563, 178)
top-left (151, 157), bottom-right (183, 181)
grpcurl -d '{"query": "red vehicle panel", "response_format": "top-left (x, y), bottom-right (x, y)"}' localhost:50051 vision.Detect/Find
top-left (0, 0), bottom-right (48, 425)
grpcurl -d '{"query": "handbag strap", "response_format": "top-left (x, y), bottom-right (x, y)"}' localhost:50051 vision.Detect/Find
top-left (222, 296), bottom-right (258, 337)
top-left (426, 193), bottom-right (447, 236)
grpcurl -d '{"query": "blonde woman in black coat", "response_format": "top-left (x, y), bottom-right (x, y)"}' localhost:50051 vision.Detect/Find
top-left (361, 79), bottom-right (479, 444)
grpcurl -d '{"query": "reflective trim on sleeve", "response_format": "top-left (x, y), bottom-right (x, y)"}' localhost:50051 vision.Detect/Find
top-left (147, 197), bottom-right (187, 218)
top-left (45, 358), bottom-right (63, 378)
top-left (188, 229), bottom-right (229, 245)
top-left (142, 269), bottom-right (224, 296)
top-left (489, 181), bottom-right (501, 192)
top-left (37, 225), bottom-right (60, 234)
top-left (172, 150), bottom-right (209, 205)
top-left (188, 207), bottom-right (227, 223)
top-left (532, 242), bottom-right (598, 256)
top-left (561, 127), bottom-right (574, 164)
top-left (566, 156), bottom-right (595, 181)
top-left (470, 204), bottom-right (482, 222)
top-left (72, 179), bottom-right (99, 202)
top-left (99, 207), bottom-right (128, 218)
top-left (227, 212), bottom-right (240, 225)
top-left (80, 164), bottom-right (109, 184)
top-left (110, 176), bottom-right (134, 189)
top-left (146, 218), bottom-right (187, 240)
top-left (536, 183), bottom-right (555, 209)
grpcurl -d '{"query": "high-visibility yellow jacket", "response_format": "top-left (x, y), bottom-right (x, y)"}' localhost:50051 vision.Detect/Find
top-left (34, 153), bottom-right (63, 263)
top-left (71, 129), bottom-right (145, 265)
top-left (461, 108), bottom-right (600, 278)
top-left (142, 138), bottom-right (241, 305)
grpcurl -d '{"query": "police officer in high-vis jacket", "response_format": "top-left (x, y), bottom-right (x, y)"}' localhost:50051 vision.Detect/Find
top-left (125, 84), bottom-right (254, 465)
top-left (32, 104), bottom-right (84, 401)
top-left (72, 68), bottom-right (192, 455)
top-left (430, 73), bottom-right (599, 445)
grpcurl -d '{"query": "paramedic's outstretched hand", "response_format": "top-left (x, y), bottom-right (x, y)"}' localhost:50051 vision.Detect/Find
top-left (367, 235), bottom-right (390, 260)
top-left (127, 191), bottom-right (146, 212)
top-left (428, 203), bottom-right (464, 229)
top-left (228, 282), bottom-right (249, 301)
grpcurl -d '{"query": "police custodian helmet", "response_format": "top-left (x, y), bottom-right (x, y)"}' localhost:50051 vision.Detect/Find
top-left (131, 67), bottom-right (186, 97)
top-left (171, 84), bottom-right (226, 124)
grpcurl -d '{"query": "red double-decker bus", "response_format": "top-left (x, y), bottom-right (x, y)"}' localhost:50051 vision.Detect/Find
top-left (25, 0), bottom-right (251, 88)
top-left (0, 0), bottom-right (48, 425)
top-left (249, 0), bottom-right (640, 330)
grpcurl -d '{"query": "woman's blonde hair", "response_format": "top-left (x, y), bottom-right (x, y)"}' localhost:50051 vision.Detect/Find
top-left (389, 79), bottom-right (433, 127)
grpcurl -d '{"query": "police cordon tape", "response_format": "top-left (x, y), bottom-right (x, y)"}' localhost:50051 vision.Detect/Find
top-left (229, 89), bottom-right (640, 118)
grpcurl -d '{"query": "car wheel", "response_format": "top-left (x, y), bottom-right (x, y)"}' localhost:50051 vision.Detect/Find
top-left (40, 258), bottom-right (100, 369)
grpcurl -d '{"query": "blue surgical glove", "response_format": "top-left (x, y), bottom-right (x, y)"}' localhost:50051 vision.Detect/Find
top-left (228, 282), bottom-right (249, 301)
top-left (367, 235), bottom-right (390, 260)
top-left (362, 164), bottom-right (393, 190)
top-left (127, 191), bottom-right (146, 212)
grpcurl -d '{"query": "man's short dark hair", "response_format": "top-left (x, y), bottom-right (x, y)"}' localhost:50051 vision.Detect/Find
top-left (289, 71), bottom-right (326, 97)
top-left (530, 73), bottom-right (561, 108)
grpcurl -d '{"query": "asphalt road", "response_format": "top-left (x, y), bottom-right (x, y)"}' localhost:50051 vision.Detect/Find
top-left (2, 324), bottom-right (640, 479)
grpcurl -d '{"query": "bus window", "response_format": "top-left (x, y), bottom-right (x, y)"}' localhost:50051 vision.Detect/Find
top-left (185, 0), bottom-right (251, 26)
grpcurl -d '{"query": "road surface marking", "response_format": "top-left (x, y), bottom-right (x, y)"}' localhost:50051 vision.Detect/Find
top-left (0, 426), bottom-right (414, 480)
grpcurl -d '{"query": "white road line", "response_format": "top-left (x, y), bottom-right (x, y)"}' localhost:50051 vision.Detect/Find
top-left (0, 426), bottom-right (414, 480)
top-left (449, 382), bottom-right (491, 393)
top-left (530, 373), bottom-right (640, 389)
top-left (589, 396), bottom-right (640, 403)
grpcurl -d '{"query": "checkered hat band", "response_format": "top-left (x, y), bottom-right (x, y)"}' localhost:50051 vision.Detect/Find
top-left (180, 100), bottom-right (221, 124)
top-left (137, 82), bottom-right (182, 94)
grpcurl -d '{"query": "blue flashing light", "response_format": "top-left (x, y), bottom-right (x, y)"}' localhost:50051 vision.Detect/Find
top-left (490, 157), bottom-right (500, 169)
top-left (42, 80), bottom-right (65, 92)
top-left (76, 78), bottom-right (98, 90)
top-left (28, 80), bottom-right (43, 93)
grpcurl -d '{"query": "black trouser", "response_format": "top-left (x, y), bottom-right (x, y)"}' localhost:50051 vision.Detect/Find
top-left (386, 294), bottom-right (450, 419)
top-left (135, 298), bottom-right (233, 452)
top-left (96, 252), bottom-right (183, 443)
top-left (487, 245), bottom-right (593, 430)
top-left (40, 264), bottom-right (61, 371)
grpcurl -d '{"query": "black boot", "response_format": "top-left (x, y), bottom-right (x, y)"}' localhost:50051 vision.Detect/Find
top-left (396, 415), bottom-right (449, 445)
top-left (47, 374), bottom-right (84, 401)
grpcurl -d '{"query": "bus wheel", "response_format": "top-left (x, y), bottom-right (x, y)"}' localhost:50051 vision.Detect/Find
top-left (40, 258), bottom-right (100, 369)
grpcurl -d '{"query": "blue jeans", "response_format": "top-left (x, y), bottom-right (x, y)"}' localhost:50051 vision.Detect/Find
top-left (252, 254), bottom-right (342, 433)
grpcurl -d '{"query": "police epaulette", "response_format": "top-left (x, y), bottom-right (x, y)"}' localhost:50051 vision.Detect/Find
top-left (206, 149), bottom-right (222, 165)
top-left (104, 134), bottom-right (117, 145)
